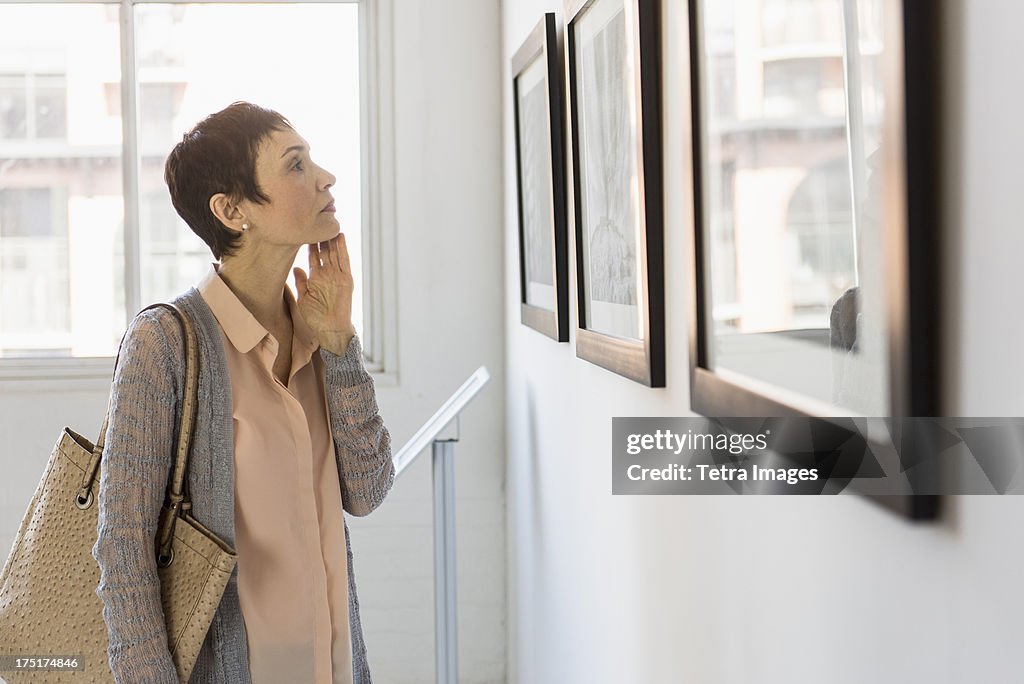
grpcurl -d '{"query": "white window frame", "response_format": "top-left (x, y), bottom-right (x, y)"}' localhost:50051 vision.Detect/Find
top-left (0, 0), bottom-right (398, 389)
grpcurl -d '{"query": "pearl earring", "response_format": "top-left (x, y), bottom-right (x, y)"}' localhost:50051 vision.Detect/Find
top-left (242, 223), bottom-right (249, 232)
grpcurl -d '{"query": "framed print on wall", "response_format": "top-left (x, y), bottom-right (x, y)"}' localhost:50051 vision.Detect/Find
top-left (566, 0), bottom-right (665, 386)
top-left (683, 0), bottom-right (941, 519)
top-left (513, 12), bottom-right (571, 342)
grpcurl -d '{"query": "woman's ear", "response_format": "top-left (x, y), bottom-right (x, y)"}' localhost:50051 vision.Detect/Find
top-left (209, 193), bottom-right (246, 234)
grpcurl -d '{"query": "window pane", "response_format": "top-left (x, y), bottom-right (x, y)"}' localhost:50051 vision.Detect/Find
top-left (762, 0), bottom-right (842, 47)
top-left (0, 4), bottom-right (124, 358)
top-left (135, 3), bottom-right (364, 340)
top-left (34, 74), bottom-right (68, 139)
top-left (0, 74), bottom-right (28, 139)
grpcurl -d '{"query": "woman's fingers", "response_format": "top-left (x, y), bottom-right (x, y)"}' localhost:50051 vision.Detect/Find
top-left (309, 242), bottom-right (320, 273)
top-left (320, 235), bottom-right (344, 271)
top-left (309, 236), bottom-right (348, 273)
top-left (319, 240), bottom-right (332, 268)
top-left (337, 234), bottom-right (350, 272)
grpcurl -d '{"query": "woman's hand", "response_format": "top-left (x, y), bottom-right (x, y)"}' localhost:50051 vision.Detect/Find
top-left (293, 233), bottom-right (357, 355)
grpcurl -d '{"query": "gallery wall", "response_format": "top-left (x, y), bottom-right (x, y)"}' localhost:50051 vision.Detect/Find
top-left (503, 0), bottom-right (1024, 682)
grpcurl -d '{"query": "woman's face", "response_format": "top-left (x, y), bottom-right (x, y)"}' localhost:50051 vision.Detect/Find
top-left (241, 127), bottom-right (339, 248)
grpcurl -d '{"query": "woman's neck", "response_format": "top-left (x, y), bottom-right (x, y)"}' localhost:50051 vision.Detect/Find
top-left (215, 247), bottom-right (298, 332)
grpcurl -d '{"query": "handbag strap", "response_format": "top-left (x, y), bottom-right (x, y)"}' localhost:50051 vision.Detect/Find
top-left (81, 301), bottom-right (200, 563)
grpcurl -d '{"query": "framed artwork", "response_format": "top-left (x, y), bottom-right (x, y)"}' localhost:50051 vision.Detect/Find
top-left (512, 12), bottom-right (571, 342)
top-left (683, 0), bottom-right (941, 519)
top-left (565, 0), bottom-right (665, 386)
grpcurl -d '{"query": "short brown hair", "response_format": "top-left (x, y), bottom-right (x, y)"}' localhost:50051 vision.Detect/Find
top-left (164, 102), bottom-right (292, 260)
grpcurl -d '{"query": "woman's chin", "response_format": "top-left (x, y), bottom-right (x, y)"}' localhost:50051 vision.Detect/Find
top-left (317, 216), bottom-right (341, 237)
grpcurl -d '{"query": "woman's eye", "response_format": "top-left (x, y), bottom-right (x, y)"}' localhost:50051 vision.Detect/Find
top-left (292, 159), bottom-right (305, 171)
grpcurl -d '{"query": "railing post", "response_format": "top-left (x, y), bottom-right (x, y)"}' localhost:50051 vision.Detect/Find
top-left (432, 438), bottom-right (458, 684)
top-left (394, 370), bottom-right (488, 681)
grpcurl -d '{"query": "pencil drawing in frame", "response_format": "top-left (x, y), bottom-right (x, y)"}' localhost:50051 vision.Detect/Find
top-left (682, 0), bottom-right (941, 520)
top-left (512, 12), bottom-right (570, 342)
top-left (565, 0), bottom-right (664, 387)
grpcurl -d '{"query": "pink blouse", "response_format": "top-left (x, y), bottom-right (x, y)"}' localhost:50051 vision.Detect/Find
top-left (197, 261), bottom-right (353, 684)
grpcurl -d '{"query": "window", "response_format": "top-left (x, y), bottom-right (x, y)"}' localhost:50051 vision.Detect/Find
top-left (785, 156), bottom-right (855, 327)
top-left (0, 188), bottom-right (71, 353)
top-left (763, 56), bottom-right (846, 119)
top-left (0, 1), bottom-right (388, 375)
top-left (0, 73), bottom-right (68, 140)
top-left (761, 0), bottom-right (842, 48)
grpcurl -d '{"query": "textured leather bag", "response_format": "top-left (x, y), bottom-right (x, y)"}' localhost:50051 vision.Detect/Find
top-left (0, 302), bottom-right (237, 683)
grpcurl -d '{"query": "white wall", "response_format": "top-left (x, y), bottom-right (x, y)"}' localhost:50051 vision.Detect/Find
top-left (0, 1), bottom-right (505, 683)
top-left (503, 1), bottom-right (1024, 683)
top-left (365, 1), bottom-right (504, 681)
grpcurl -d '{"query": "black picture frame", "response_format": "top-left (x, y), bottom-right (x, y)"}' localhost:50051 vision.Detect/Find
top-left (683, 0), bottom-right (941, 520)
top-left (512, 13), bottom-right (571, 342)
top-left (565, 0), bottom-right (665, 387)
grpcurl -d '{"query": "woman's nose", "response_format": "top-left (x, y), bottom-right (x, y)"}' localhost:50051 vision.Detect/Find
top-left (318, 166), bottom-right (337, 191)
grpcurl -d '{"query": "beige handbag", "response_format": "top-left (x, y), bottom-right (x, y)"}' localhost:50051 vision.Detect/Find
top-left (0, 302), bottom-right (236, 683)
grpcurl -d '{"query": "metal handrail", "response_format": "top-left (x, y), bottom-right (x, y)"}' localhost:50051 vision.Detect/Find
top-left (390, 365), bottom-right (490, 684)
top-left (393, 365), bottom-right (491, 477)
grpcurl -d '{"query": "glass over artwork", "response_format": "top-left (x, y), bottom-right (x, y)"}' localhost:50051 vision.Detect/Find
top-left (516, 54), bottom-right (555, 311)
top-left (696, 0), bottom-right (889, 414)
top-left (574, 0), bottom-right (642, 341)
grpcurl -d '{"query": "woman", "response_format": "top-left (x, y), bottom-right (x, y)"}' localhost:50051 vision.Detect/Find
top-left (91, 102), bottom-right (395, 684)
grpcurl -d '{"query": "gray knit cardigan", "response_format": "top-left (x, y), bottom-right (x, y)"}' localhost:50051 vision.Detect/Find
top-left (90, 286), bottom-right (395, 683)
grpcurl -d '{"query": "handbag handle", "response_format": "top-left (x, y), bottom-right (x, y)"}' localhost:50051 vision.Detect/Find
top-left (81, 301), bottom-right (201, 567)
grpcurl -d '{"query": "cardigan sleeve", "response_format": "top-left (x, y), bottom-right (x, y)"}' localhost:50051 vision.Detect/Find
top-left (319, 333), bottom-right (395, 516)
top-left (90, 309), bottom-right (180, 684)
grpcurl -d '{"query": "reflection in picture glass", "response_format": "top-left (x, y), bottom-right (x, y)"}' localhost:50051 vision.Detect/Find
top-left (697, 0), bottom-right (889, 414)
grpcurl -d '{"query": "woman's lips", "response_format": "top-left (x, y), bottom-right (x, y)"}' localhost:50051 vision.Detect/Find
top-left (321, 202), bottom-right (336, 213)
